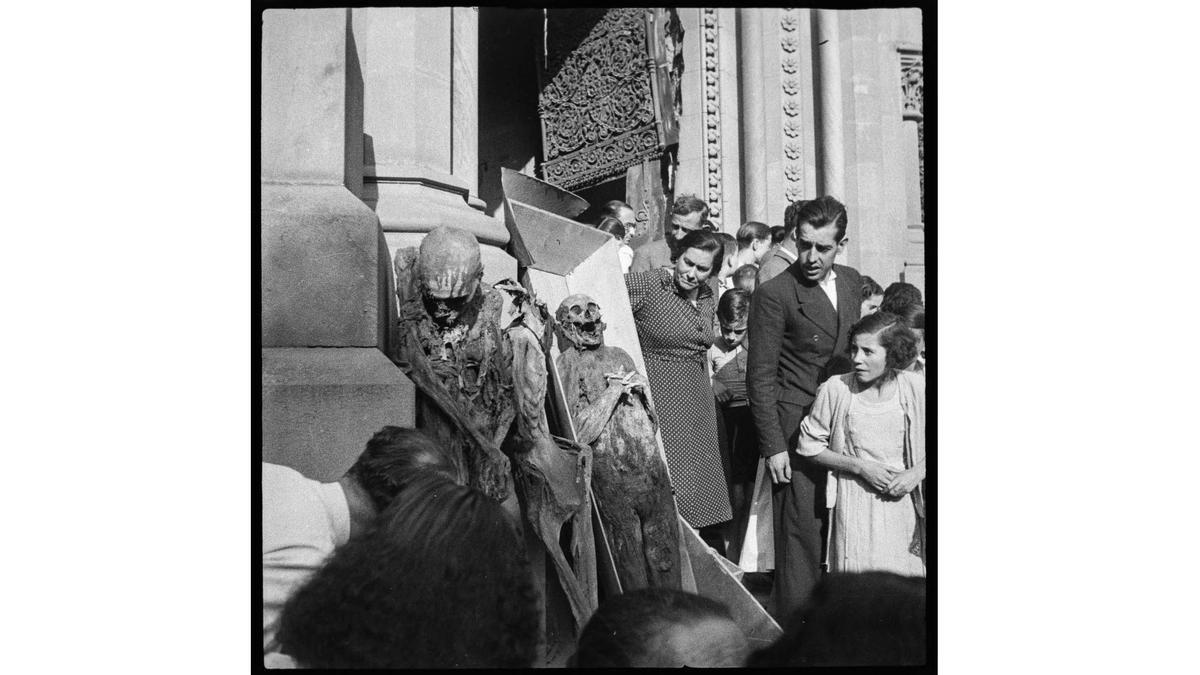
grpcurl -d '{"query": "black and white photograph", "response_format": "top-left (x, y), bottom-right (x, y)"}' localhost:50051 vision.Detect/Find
top-left (258, 5), bottom-right (928, 668)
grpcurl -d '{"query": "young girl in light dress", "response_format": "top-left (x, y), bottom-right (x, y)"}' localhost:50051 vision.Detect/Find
top-left (795, 311), bottom-right (925, 576)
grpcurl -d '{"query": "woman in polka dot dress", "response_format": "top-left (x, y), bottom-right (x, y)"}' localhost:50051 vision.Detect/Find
top-left (626, 229), bottom-right (733, 532)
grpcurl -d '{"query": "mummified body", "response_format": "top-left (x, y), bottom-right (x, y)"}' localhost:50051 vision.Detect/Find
top-left (555, 295), bottom-right (682, 590)
top-left (394, 227), bottom-right (596, 627)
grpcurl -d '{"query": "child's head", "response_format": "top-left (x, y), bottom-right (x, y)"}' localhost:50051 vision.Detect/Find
top-left (715, 232), bottom-right (738, 280)
top-left (717, 289), bottom-right (752, 348)
top-left (732, 265), bottom-right (758, 293)
top-left (860, 275), bottom-right (884, 316)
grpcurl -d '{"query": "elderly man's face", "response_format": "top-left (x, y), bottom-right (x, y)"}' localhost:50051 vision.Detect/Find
top-left (670, 210), bottom-right (703, 241)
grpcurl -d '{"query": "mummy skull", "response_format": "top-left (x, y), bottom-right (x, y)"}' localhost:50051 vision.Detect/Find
top-left (556, 294), bottom-right (606, 349)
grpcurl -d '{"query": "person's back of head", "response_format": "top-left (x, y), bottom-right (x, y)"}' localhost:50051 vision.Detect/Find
top-left (770, 225), bottom-right (787, 245)
top-left (595, 215), bottom-right (627, 242)
top-left (573, 588), bottom-right (749, 668)
top-left (277, 474), bottom-right (538, 669)
top-left (736, 221), bottom-right (771, 249)
top-left (749, 572), bottom-right (926, 666)
top-left (733, 264), bottom-right (758, 293)
top-left (861, 275), bottom-right (884, 301)
top-left (346, 426), bottom-right (465, 512)
top-left (880, 281), bottom-right (924, 318)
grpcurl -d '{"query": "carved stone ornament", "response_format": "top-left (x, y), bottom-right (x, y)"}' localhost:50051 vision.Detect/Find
top-left (781, 8), bottom-right (804, 201)
top-left (900, 47), bottom-right (924, 122)
top-left (539, 9), bottom-right (682, 191)
top-left (700, 8), bottom-right (723, 226)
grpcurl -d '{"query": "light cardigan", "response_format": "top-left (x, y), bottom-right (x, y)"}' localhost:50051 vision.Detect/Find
top-left (795, 370), bottom-right (926, 526)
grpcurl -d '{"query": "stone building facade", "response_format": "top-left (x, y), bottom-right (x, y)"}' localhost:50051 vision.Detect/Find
top-left (260, 7), bottom-right (924, 475)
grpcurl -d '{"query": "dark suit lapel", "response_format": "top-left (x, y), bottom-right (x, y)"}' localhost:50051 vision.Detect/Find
top-left (790, 267), bottom-right (838, 339)
top-left (834, 266), bottom-right (859, 334)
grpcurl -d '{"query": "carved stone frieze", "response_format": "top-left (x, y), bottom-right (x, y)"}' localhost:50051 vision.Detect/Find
top-left (700, 8), bottom-right (723, 226)
top-left (780, 8), bottom-right (804, 203)
top-left (898, 45), bottom-right (924, 222)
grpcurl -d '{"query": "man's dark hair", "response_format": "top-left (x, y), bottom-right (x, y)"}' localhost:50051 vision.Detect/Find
top-left (715, 232), bottom-right (737, 265)
top-left (736, 221), bottom-right (771, 248)
top-left (674, 228), bottom-right (724, 272)
top-left (749, 572), bottom-right (926, 666)
top-left (849, 311), bottom-right (919, 370)
top-left (881, 281), bottom-right (923, 318)
top-left (573, 588), bottom-right (735, 668)
top-left (717, 289), bottom-right (752, 326)
top-left (672, 193), bottom-right (710, 220)
top-left (595, 216), bottom-right (626, 241)
top-left (277, 474), bottom-right (538, 669)
top-left (599, 199), bottom-right (633, 219)
top-left (770, 225), bottom-right (787, 245)
top-left (346, 426), bottom-right (463, 512)
top-left (785, 196), bottom-right (847, 241)
top-left (861, 275), bottom-right (884, 300)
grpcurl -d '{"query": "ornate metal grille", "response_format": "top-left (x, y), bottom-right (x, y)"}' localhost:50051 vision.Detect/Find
top-left (538, 9), bottom-right (680, 191)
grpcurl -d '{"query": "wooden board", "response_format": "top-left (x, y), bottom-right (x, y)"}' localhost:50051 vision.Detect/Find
top-left (504, 170), bottom-right (780, 642)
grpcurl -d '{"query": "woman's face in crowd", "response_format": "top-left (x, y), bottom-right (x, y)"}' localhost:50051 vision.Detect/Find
top-left (673, 247), bottom-right (716, 292)
top-left (861, 293), bottom-right (883, 316)
top-left (850, 330), bottom-right (889, 386)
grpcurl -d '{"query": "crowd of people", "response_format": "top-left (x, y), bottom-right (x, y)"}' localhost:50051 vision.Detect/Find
top-left (260, 191), bottom-right (927, 667)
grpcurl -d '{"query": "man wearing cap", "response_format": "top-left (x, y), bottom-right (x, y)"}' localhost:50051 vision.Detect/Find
top-left (628, 194), bottom-right (709, 274)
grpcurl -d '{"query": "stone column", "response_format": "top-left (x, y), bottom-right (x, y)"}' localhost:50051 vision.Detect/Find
top-left (738, 8), bottom-right (769, 225)
top-left (353, 7), bottom-right (516, 287)
top-left (813, 9), bottom-right (845, 201)
top-left (261, 8), bottom-right (415, 481)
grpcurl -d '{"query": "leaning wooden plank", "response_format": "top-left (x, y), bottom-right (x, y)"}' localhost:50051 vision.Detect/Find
top-left (681, 519), bottom-right (784, 649)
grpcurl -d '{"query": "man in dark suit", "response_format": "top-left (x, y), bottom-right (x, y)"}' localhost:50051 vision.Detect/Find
top-left (746, 196), bottom-right (862, 624)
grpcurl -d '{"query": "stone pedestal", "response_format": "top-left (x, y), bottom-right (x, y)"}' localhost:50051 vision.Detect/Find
top-left (261, 8), bottom-right (415, 478)
top-left (352, 7), bottom-right (516, 288)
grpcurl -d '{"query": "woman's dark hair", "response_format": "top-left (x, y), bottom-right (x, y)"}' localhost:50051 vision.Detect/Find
top-left (717, 288), bottom-right (752, 326)
top-left (849, 311), bottom-right (919, 370)
top-left (674, 228), bottom-right (724, 272)
top-left (860, 275), bottom-right (884, 300)
top-left (786, 195), bottom-right (848, 241)
top-left (881, 282), bottom-right (923, 317)
top-left (573, 589), bottom-right (736, 668)
top-left (749, 572), bottom-right (926, 666)
top-left (347, 426), bottom-right (464, 512)
top-left (277, 474), bottom-right (538, 669)
top-left (595, 216), bottom-right (626, 241)
top-left (736, 221), bottom-right (772, 248)
top-left (770, 225), bottom-right (787, 245)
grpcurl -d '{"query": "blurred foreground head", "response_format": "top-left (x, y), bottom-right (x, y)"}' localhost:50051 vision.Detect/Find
top-left (749, 572), bottom-right (926, 666)
top-left (277, 474), bottom-right (538, 668)
top-left (573, 588), bottom-right (749, 668)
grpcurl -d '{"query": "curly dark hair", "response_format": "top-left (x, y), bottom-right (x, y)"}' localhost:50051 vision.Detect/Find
top-left (860, 275), bottom-right (884, 300)
top-left (749, 572), bottom-right (926, 666)
top-left (880, 282), bottom-right (923, 317)
top-left (346, 426), bottom-right (464, 512)
top-left (276, 473), bottom-right (538, 668)
top-left (785, 196), bottom-right (847, 241)
top-left (849, 311), bottom-right (919, 370)
top-left (573, 588), bottom-right (740, 667)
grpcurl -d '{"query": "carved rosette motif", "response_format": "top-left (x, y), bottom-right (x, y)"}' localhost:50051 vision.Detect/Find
top-left (539, 9), bottom-right (665, 191)
top-left (780, 8), bottom-right (803, 204)
top-left (700, 8), bottom-right (723, 227)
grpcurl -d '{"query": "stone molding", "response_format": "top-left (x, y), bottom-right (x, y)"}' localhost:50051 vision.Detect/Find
top-left (700, 8), bottom-right (723, 228)
top-left (898, 44), bottom-right (924, 122)
top-left (780, 8), bottom-right (804, 204)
